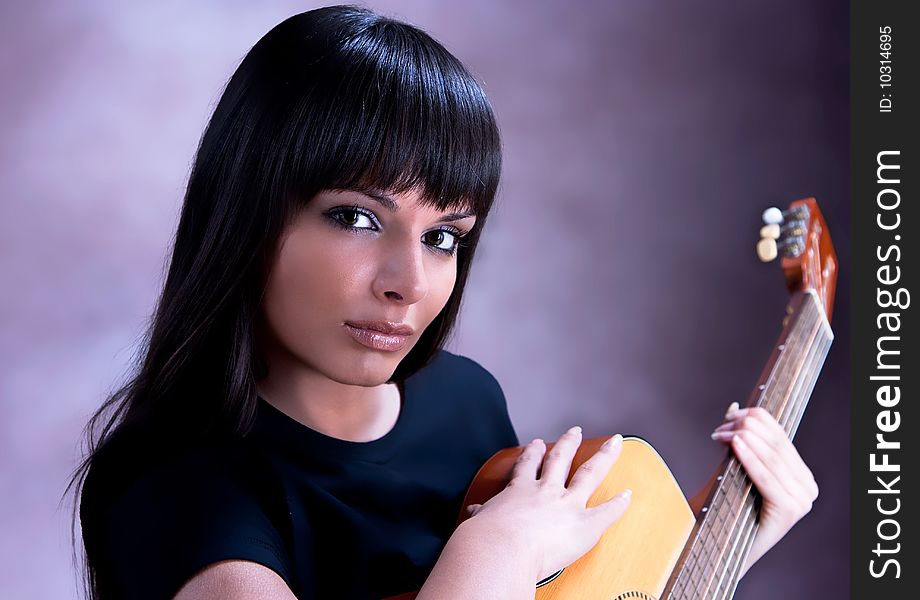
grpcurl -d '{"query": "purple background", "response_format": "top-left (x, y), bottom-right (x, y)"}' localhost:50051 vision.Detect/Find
top-left (0, 1), bottom-right (848, 598)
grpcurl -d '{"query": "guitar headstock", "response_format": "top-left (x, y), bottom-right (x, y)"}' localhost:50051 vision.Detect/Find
top-left (756, 197), bottom-right (838, 323)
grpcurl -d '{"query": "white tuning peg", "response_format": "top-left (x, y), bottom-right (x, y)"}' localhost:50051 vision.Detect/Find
top-left (756, 238), bottom-right (778, 262)
top-left (762, 207), bottom-right (784, 225)
top-left (759, 223), bottom-right (781, 240)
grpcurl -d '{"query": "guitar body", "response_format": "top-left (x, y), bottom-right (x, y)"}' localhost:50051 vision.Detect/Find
top-left (460, 437), bottom-right (696, 600)
top-left (387, 437), bottom-right (696, 600)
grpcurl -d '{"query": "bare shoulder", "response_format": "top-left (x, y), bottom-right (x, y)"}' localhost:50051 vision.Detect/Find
top-left (173, 559), bottom-right (297, 600)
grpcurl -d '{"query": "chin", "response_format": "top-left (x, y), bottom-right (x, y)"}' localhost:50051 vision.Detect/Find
top-left (330, 350), bottom-right (404, 387)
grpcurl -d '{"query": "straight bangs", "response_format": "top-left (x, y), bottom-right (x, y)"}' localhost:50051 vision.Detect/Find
top-left (257, 10), bottom-right (502, 221)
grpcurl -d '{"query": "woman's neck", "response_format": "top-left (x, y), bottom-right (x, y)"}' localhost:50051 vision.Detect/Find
top-left (256, 344), bottom-right (403, 443)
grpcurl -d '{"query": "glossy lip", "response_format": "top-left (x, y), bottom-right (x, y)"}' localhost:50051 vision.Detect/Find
top-left (343, 323), bottom-right (410, 352)
top-left (344, 320), bottom-right (415, 336)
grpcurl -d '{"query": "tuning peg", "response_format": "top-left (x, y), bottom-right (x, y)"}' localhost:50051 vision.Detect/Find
top-left (757, 238), bottom-right (778, 262)
top-left (762, 207), bottom-right (784, 225)
top-left (759, 224), bottom-right (781, 240)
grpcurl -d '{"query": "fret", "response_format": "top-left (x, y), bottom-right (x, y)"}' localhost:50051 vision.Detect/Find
top-left (663, 290), bottom-right (833, 599)
top-left (698, 470), bottom-right (748, 595)
top-left (714, 502), bottom-right (758, 600)
top-left (783, 327), bottom-right (833, 439)
top-left (710, 327), bottom-right (831, 600)
top-left (684, 480), bottom-right (733, 596)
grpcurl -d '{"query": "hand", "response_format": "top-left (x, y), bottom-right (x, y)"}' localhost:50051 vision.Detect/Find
top-left (463, 427), bottom-right (632, 583)
top-left (710, 402), bottom-right (819, 576)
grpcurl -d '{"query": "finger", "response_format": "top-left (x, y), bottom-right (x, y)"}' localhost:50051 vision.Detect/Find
top-left (730, 432), bottom-right (801, 503)
top-left (510, 438), bottom-right (545, 482)
top-left (712, 410), bottom-right (780, 445)
top-left (748, 408), bottom-right (819, 497)
top-left (714, 409), bottom-right (818, 498)
top-left (713, 402), bottom-right (743, 431)
top-left (721, 405), bottom-right (768, 427)
top-left (567, 434), bottom-right (624, 503)
top-left (466, 503), bottom-right (483, 516)
top-left (713, 409), bottom-right (788, 456)
top-left (723, 417), bottom-right (790, 478)
top-left (723, 406), bottom-right (782, 427)
top-left (712, 421), bottom-right (736, 435)
top-left (539, 426), bottom-right (583, 486)
top-left (733, 432), bottom-right (816, 522)
top-left (586, 488), bottom-right (632, 530)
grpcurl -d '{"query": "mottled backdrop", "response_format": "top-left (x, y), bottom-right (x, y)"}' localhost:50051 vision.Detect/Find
top-left (0, 1), bottom-right (848, 598)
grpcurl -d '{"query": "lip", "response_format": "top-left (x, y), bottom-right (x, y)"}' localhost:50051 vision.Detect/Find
top-left (343, 322), bottom-right (412, 352)
top-left (344, 320), bottom-right (415, 336)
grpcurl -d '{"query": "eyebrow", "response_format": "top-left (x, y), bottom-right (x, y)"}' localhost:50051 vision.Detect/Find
top-left (360, 190), bottom-right (476, 222)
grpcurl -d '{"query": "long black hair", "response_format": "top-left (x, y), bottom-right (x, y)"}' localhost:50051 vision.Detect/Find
top-left (64, 5), bottom-right (502, 598)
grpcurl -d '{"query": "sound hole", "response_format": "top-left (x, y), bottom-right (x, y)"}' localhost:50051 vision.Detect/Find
top-left (535, 568), bottom-right (564, 587)
top-left (611, 591), bottom-right (656, 600)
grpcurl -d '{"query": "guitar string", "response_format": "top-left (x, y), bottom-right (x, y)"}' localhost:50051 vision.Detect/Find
top-left (703, 301), bottom-right (823, 599)
top-left (709, 297), bottom-right (828, 597)
top-left (671, 294), bottom-right (831, 599)
top-left (713, 329), bottom-right (832, 600)
top-left (683, 298), bottom-right (814, 596)
top-left (674, 294), bottom-right (824, 598)
top-left (714, 300), bottom-right (831, 598)
top-left (784, 317), bottom-right (834, 440)
top-left (670, 301), bottom-right (806, 599)
top-left (670, 299), bottom-right (806, 598)
top-left (779, 308), bottom-right (831, 442)
top-left (720, 297), bottom-right (832, 596)
top-left (710, 307), bottom-right (831, 598)
top-left (712, 483), bottom-right (760, 600)
top-left (714, 503), bottom-right (760, 600)
top-left (767, 293), bottom-right (829, 440)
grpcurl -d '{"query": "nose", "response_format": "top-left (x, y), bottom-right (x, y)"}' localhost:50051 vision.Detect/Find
top-left (373, 239), bottom-right (429, 305)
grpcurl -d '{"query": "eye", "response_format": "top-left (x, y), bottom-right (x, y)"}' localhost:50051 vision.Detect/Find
top-left (425, 229), bottom-right (459, 255)
top-left (325, 206), bottom-right (379, 231)
top-left (325, 205), bottom-right (469, 257)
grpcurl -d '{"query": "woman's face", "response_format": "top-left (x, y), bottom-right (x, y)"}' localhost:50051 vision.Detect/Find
top-left (259, 187), bottom-right (476, 385)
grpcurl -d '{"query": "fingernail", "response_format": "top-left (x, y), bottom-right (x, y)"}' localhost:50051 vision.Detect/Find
top-left (725, 402), bottom-right (740, 416)
top-left (602, 434), bottom-right (622, 449)
top-left (569, 425), bottom-right (582, 435)
top-left (621, 489), bottom-right (632, 499)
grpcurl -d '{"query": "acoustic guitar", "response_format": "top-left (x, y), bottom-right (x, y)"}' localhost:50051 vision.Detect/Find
top-left (388, 197), bottom-right (837, 600)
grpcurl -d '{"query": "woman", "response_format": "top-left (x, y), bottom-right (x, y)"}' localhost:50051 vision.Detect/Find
top-left (69, 5), bottom-right (818, 599)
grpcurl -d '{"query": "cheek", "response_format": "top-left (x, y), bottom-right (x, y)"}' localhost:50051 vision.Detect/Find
top-left (418, 259), bottom-right (459, 326)
top-left (262, 233), bottom-right (370, 338)
top-left (432, 262), bottom-right (458, 306)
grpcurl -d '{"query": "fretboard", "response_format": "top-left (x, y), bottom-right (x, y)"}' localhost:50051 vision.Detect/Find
top-left (662, 289), bottom-right (833, 600)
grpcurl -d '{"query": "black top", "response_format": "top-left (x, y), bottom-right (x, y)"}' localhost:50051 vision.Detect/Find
top-left (80, 350), bottom-right (519, 600)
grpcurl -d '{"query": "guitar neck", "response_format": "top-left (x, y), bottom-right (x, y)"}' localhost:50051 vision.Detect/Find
top-left (663, 290), bottom-right (834, 600)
